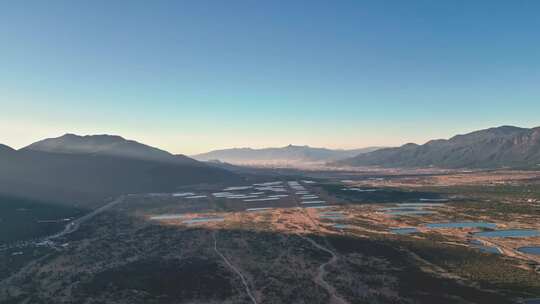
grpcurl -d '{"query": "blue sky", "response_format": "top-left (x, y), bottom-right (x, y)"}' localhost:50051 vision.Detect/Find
top-left (1, 1), bottom-right (539, 154)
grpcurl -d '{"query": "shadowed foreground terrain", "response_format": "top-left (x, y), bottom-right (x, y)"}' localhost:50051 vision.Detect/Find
top-left (0, 207), bottom-right (534, 304)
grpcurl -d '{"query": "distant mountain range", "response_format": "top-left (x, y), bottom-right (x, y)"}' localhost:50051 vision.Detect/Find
top-left (192, 145), bottom-right (384, 166)
top-left (3, 125), bottom-right (540, 205)
top-left (334, 126), bottom-right (540, 169)
top-left (0, 134), bottom-right (239, 206)
top-left (25, 133), bottom-right (197, 164)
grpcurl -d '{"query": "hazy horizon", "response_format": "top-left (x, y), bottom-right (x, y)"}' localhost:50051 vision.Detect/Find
top-left (2, 1), bottom-right (540, 154)
top-left (2, 123), bottom-right (539, 156)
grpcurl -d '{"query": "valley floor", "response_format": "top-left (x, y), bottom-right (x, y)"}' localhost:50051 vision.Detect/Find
top-left (1, 170), bottom-right (540, 303)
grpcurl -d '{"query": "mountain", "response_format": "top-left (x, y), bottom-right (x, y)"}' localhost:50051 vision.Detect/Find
top-left (192, 145), bottom-right (383, 166)
top-left (24, 134), bottom-right (196, 164)
top-left (334, 126), bottom-right (540, 169)
top-left (0, 135), bottom-right (239, 206)
top-left (0, 144), bottom-right (15, 154)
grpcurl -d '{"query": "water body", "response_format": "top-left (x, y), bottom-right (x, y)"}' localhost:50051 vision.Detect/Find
top-left (172, 192), bottom-right (195, 197)
top-left (213, 192), bottom-right (234, 197)
top-left (397, 203), bottom-right (445, 207)
top-left (390, 228), bottom-right (419, 235)
top-left (381, 207), bottom-right (424, 211)
top-left (319, 211), bottom-right (344, 215)
top-left (426, 222), bottom-right (496, 229)
top-left (243, 197), bottom-right (280, 202)
top-left (419, 198), bottom-right (449, 202)
top-left (469, 240), bottom-right (501, 254)
top-left (183, 217), bottom-right (225, 224)
top-left (227, 195), bottom-right (259, 199)
top-left (254, 182), bottom-right (283, 186)
top-left (524, 299), bottom-right (540, 304)
top-left (474, 229), bottom-right (540, 238)
top-left (301, 201), bottom-right (326, 204)
top-left (246, 208), bottom-right (273, 212)
top-left (342, 188), bottom-right (378, 192)
top-left (517, 247), bottom-right (540, 256)
top-left (320, 215), bottom-right (345, 220)
top-left (385, 211), bottom-right (436, 216)
top-left (150, 214), bottom-right (186, 220)
top-left (473, 245), bottom-right (502, 254)
top-left (224, 186), bottom-right (252, 191)
top-left (333, 224), bottom-right (350, 229)
top-left (255, 187), bottom-right (287, 192)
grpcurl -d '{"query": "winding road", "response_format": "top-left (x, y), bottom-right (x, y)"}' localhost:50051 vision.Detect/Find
top-left (301, 235), bottom-right (349, 304)
top-left (213, 231), bottom-right (258, 304)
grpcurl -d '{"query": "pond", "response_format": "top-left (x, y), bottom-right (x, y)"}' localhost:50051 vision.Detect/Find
top-left (396, 203), bottom-right (445, 207)
top-left (426, 222), bottom-right (496, 229)
top-left (474, 245), bottom-right (502, 254)
top-left (172, 192), bottom-right (195, 197)
top-left (243, 197), bottom-right (280, 202)
top-left (474, 229), bottom-right (540, 238)
top-left (468, 240), bottom-right (501, 254)
top-left (224, 186), bottom-right (252, 191)
top-left (385, 210), bottom-right (436, 216)
top-left (517, 247), bottom-right (540, 256)
top-left (342, 188), bottom-right (379, 192)
top-left (390, 228), bottom-right (419, 235)
top-left (183, 217), bottom-right (225, 224)
top-left (381, 207), bottom-right (425, 211)
top-left (301, 200), bottom-right (326, 204)
top-left (333, 224), bottom-right (350, 229)
top-left (246, 207), bottom-right (273, 212)
top-left (319, 211), bottom-right (344, 215)
top-left (320, 215), bottom-right (345, 220)
top-left (419, 198), bottom-right (449, 202)
top-left (305, 205), bottom-right (334, 209)
top-left (150, 214), bottom-right (186, 220)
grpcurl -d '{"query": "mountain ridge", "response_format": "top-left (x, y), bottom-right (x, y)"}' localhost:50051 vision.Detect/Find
top-left (334, 125), bottom-right (540, 169)
top-left (24, 133), bottom-right (196, 164)
top-left (0, 135), bottom-right (239, 205)
top-left (0, 144), bottom-right (15, 153)
top-left (192, 145), bottom-right (384, 165)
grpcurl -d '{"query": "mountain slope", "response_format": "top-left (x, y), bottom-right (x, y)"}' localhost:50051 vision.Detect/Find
top-left (0, 144), bottom-right (15, 154)
top-left (24, 134), bottom-right (196, 164)
top-left (192, 145), bottom-right (383, 165)
top-left (335, 126), bottom-right (540, 169)
top-left (0, 136), bottom-right (239, 205)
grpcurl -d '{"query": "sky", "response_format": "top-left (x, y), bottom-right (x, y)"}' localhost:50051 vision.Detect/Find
top-left (1, 1), bottom-right (539, 154)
